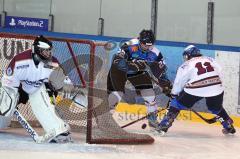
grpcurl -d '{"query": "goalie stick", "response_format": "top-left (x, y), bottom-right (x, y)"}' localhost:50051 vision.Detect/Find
top-left (13, 109), bottom-right (56, 143)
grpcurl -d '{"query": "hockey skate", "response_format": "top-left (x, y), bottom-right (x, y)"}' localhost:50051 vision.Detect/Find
top-left (221, 119), bottom-right (236, 135)
top-left (155, 119), bottom-right (171, 136)
top-left (49, 131), bottom-right (73, 143)
top-left (155, 108), bottom-right (179, 136)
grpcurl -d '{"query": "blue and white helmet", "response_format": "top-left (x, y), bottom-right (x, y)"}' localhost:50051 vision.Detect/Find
top-left (182, 45), bottom-right (201, 61)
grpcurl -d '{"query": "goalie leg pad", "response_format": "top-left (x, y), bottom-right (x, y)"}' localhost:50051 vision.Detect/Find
top-left (0, 86), bottom-right (19, 128)
top-left (0, 116), bottom-right (12, 128)
top-left (29, 84), bottom-right (70, 141)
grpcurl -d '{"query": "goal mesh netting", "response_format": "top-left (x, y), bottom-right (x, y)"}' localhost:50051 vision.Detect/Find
top-left (0, 33), bottom-right (154, 144)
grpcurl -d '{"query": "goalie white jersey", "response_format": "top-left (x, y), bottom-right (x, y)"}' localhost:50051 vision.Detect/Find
top-left (1, 49), bottom-right (59, 94)
top-left (171, 56), bottom-right (224, 97)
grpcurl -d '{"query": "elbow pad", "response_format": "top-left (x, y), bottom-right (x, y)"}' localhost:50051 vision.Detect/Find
top-left (112, 54), bottom-right (128, 72)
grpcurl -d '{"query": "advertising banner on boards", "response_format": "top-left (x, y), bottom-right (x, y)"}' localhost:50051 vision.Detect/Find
top-left (5, 16), bottom-right (48, 31)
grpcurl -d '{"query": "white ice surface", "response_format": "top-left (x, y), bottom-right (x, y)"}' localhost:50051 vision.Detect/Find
top-left (0, 114), bottom-right (240, 159)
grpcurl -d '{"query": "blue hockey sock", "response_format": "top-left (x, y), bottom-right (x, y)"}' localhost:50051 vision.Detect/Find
top-left (158, 106), bottom-right (180, 132)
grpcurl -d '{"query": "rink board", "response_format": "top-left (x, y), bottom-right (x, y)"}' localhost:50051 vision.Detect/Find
top-left (215, 51), bottom-right (240, 116)
top-left (116, 102), bottom-right (240, 128)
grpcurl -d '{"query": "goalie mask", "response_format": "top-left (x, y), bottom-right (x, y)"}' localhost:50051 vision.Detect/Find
top-left (32, 35), bottom-right (53, 63)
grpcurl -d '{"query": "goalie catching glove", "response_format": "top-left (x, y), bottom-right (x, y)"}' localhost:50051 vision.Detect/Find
top-left (49, 66), bottom-right (66, 91)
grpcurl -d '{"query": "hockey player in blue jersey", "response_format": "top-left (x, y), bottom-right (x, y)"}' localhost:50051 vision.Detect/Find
top-left (107, 29), bottom-right (172, 128)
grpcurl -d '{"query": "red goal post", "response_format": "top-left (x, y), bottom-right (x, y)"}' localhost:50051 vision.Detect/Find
top-left (0, 33), bottom-right (154, 144)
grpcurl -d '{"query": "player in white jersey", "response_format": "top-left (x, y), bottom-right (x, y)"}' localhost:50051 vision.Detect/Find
top-left (156, 45), bottom-right (236, 135)
top-left (107, 29), bottom-right (172, 128)
top-left (0, 35), bottom-right (72, 143)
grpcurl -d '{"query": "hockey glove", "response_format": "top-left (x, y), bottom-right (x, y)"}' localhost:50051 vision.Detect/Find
top-left (112, 53), bottom-right (128, 72)
top-left (159, 80), bottom-right (173, 97)
top-left (127, 59), bottom-right (147, 72)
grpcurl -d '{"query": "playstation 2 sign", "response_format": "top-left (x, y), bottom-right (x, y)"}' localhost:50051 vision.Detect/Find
top-left (5, 16), bottom-right (48, 31)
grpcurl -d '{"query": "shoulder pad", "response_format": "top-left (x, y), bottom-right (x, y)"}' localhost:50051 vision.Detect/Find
top-left (120, 43), bottom-right (129, 52)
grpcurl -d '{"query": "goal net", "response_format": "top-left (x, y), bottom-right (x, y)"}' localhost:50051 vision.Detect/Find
top-left (0, 33), bottom-right (154, 144)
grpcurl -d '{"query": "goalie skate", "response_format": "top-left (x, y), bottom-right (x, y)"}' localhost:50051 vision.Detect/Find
top-left (49, 132), bottom-right (73, 143)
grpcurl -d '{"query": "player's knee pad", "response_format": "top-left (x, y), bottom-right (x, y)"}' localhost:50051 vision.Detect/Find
top-left (140, 89), bottom-right (158, 113)
top-left (108, 91), bottom-right (123, 109)
top-left (29, 85), bottom-right (70, 137)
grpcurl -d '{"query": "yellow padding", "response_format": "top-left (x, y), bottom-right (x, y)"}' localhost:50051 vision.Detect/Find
top-left (116, 102), bottom-right (240, 128)
top-left (56, 95), bottom-right (63, 104)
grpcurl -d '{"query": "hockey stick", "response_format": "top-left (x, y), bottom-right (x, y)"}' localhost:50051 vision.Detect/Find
top-left (190, 109), bottom-right (217, 124)
top-left (70, 88), bottom-right (88, 108)
top-left (55, 88), bottom-right (88, 108)
top-left (49, 66), bottom-right (88, 108)
top-left (13, 109), bottom-right (56, 143)
top-left (121, 99), bottom-right (170, 128)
